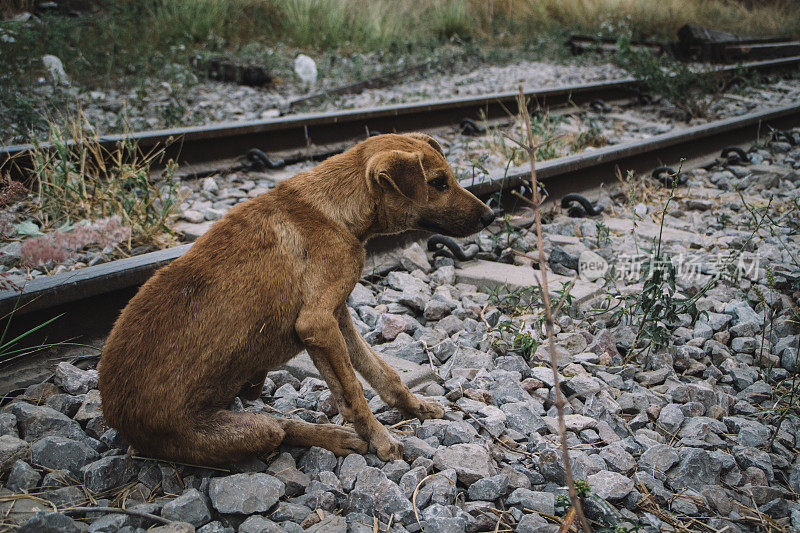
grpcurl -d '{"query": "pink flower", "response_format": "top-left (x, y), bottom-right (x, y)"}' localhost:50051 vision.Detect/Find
top-left (20, 216), bottom-right (132, 268)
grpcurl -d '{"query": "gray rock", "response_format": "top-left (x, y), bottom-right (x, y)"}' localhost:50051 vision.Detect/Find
top-left (7, 402), bottom-right (85, 442)
top-left (299, 446), bottom-right (337, 477)
top-left (516, 512), bottom-right (554, 533)
top-left (667, 448), bottom-right (722, 490)
top-left (0, 412), bottom-right (17, 437)
top-left (723, 416), bottom-right (770, 447)
top-left (197, 522), bottom-right (234, 533)
top-left (586, 471), bottom-right (634, 501)
top-left (81, 455), bottom-right (136, 494)
top-left (86, 512), bottom-right (131, 532)
top-left (382, 459), bottom-right (410, 483)
top-left (44, 394), bottom-right (84, 418)
top-left (18, 511), bottom-right (80, 533)
top-left (729, 321), bottom-right (760, 338)
top-left (161, 488), bottom-right (211, 527)
top-left (400, 242), bottom-right (431, 273)
top-left (436, 315), bottom-right (465, 336)
top-left (346, 467), bottom-right (414, 524)
top-left (657, 404), bottom-right (685, 435)
top-left (74, 389), bottom-right (103, 423)
top-left (507, 488), bottom-right (555, 515)
top-left (0, 434), bottom-right (30, 475)
top-left (32, 435), bottom-right (99, 476)
top-left (430, 265), bottom-right (456, 286)
top-left (598, 445), bottom-right (636, 475)
top-left (338, 453), bottom-right (367, 491)
top-left (402, 436), bottom-right (437, 462)
top-left (639, 444), bottom-right (679, 474)
top-left (432, 443), bottom-right (495, 485)
top-left (489, 373), bottom-right (530, 405)
top-left (424, 300), bottom-right (451, 321)
top-left (467, 474), bottom-right (508, 500)
top-left (538, 448), bottom-right (566, 483)
top-left (270, 502), bottom-right (313, 523)
top-left (7, 460), bottom-right (41, 491)
top-left (237, 515), bottom-right (285, 533)
top-left (500, 401), bottom-right (546, 435)
top-left (733, 446), bottom-right (773, 481)
top-left (399, 466), bottom-right (428, 499)
top-left (731, 336), bottom-right (757, 353)
top-left (54, 362), bottom-right (99, 395)
top-left (725, 302), bottom-right (764, 326)
top-left (208, 473), bottom-right (284, 514)
top-left (0, 241), bottom-right (22, 267)
top-left (416, 468), bottom-right (457, 506)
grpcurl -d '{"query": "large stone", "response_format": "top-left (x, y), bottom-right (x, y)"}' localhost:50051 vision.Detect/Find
top-left (7, 402), bottom-right (85, 442)
top-left (267, 452), bottom-right (310, 497)
top-left (500, 402), bottom-right (547, 435)
top-left (299, 446), bottom-right (337, 477)
top-left (161, 488), bottom-right (211, 527)
top-left (346, 467), bottom-right (414, 524)
top-left (31, 435), bottom-right (99, 476)
top-left (7, 460), bottom-right (41, 491)
top-left (208, 473), bottom-right (285, 514)
top-left (432, 443), bottom-right (495, 485)
top-left (18, 511), bottom-right (80, 533)
top-left (639, 444), bottom-right (679, 474)
top-left (544, 414), bottom-right (596, 433)
top-left (400, 242), bottom-right (432, 272)
top-left (74, 389), bottom-right (103, 423)
top-left (0, 434), bottom-right (30, 475)
top-left (667, 448), bottom-right (722, 490)
top-left (455, 260), bottom-right (600, 304)
top-left (0, 412), bottom-right (17, 437)
top-left (467, 474), bottom-right (508, 501)
top-left (81, 455), bottom-right (136, 494)
top-left (54, 362), bottom-right (98, 395)
top-left (347, 283), bottom-right (377, 307)
top-left (507, 488), bottom-right (555, 516)
top-left (586, 471), bottom-right (634, 501)
top-left (237, 515), bottom-right (285, 533)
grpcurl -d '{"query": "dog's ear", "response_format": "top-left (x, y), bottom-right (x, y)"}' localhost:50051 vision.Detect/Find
top-left (366, 150), bottom-right (428, 204)
top-left (405, 132), bottom-right (444, 156)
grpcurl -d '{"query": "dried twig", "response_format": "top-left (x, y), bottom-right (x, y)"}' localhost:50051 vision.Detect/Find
top-left (63, 506), bottom-right (171, 526)
top-left (515, 87), bottom-right (591, 533)
top-left (412, 473), bottom-right (455, 532)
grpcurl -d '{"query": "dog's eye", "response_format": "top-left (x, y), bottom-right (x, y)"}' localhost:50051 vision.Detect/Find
top-left (428, 177), bottom-right (449, 191)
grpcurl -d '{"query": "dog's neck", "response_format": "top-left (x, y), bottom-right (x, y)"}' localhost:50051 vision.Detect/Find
top-left (279, 162), bottom-right (381, 242)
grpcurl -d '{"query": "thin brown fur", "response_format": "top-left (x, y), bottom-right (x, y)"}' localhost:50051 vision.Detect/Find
top-left (98, 132), bottom-right (494, 464)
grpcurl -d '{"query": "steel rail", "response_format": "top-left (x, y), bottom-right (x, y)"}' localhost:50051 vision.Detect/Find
top-left (2, 55), bottom-right (799, 179)
top-left (1, 101), bottom-right (799, 384)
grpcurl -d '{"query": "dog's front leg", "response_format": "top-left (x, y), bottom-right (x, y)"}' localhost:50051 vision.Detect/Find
top-left (296, 307), bottom-right (403, 461)
top-left (338, 305), bottom-right (444, 421)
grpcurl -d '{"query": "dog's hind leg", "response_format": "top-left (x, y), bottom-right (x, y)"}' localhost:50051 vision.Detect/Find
top-left (159, 410), bottom-right (366, 465)
top-left (337, 305), bottom-right (444, 421)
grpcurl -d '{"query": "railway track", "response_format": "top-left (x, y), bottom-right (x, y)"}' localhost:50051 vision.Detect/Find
top-left (2, 96), bottom-right (800, 396)
top-left (2, 55), bottom-right (800, 182)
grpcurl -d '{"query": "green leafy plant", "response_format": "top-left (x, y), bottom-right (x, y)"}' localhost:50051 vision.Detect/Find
top-left (27, 113), bottom-right (179, 249)
top-left (615, 34), bottom-right (721, 119)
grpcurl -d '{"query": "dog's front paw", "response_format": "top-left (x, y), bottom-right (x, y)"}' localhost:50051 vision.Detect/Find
top-left (406, 398), bottom-right (445, 421)
top-left (317, 424), bottom-right (369, 456)
top-left (370, 430), bottom-right (403, 461)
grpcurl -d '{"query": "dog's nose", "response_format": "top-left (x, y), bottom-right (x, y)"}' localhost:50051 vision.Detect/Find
top-left (481, 210), bottom-right (496, 227)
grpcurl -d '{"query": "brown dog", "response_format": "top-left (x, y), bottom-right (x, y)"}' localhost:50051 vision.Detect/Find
top-left (98, 132), bottom-right (495, 464)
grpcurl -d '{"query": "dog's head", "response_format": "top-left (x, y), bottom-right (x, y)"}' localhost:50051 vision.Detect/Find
top-left (365, 133), bottom-right (494, 237)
